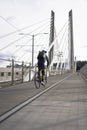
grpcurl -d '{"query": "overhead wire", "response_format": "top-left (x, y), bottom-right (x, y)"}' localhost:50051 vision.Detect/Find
top-left (0, 14), bottom-right (70, 64)
top-left (0, 35), bottom-right (26, 51)
top-left (25, 19), bottom-right (50, 35)
top-left (32, 22), bottom-right (50, 43)
top-left (0, 19), bottom-right (50, 52)
top-left (32, 23), bottom-right (50, 51)
top-left (14, 38), bottom-right (32, 61)
top-left (0, 18), bottom-right (50, 39)
top-left (16, 21), bottom-right (50, 61)
top-left (0, 16), bottom-right (19, 30)
top-left (13, 38), bottom-right (32, 55)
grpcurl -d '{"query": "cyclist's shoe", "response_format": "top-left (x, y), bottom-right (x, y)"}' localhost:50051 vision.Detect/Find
top-left (41, 81), bottom-right (45, 86)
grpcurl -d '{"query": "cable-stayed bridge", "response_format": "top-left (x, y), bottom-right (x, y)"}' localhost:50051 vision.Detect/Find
top-left (0, 9), bottom-right (86, 83)
top-left (0, 10), bottom-right (87, 129)
top-left (0, 10), bottom-right (74, 80)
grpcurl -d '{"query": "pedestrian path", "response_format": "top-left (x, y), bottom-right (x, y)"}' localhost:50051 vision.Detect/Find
top-left (0, 72), bottom-right (87, 130)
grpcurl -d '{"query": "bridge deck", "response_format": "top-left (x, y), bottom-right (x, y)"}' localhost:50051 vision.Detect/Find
top-left (0, 72), bottom-right (87, 130)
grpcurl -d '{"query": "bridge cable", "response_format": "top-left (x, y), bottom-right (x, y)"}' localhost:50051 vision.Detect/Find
top-left (0, 18), bottom-right (50, 39)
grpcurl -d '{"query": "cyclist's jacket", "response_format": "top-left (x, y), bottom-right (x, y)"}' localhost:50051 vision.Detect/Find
top-left (37, 51), bottom-right (49, 69)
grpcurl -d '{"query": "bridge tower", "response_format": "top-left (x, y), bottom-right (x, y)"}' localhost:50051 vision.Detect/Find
top-left (68, 10), bottom-right (74, 70)
top-left (49, 10), bottom-right (55, 65)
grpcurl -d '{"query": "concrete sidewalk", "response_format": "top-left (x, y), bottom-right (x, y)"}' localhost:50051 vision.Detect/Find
top-left (0, 72), bottom-right (87, 130)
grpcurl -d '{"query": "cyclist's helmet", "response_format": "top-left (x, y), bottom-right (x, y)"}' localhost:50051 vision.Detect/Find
top-left (42, 50), bottom-right (47, 53)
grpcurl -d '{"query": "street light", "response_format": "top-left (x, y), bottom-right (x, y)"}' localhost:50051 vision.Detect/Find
top-left (58, 51), bottom-right (63, 74)
top-left (19, 33), bottom-right (48, 67)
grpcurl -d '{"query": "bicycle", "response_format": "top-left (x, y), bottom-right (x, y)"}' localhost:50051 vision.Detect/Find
top-left (76, 70), bottom-right (80, 75)
top-left (34, 66), bottom-right (48, 89)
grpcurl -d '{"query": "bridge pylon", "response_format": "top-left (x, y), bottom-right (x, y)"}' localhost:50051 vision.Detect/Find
top-left (49, 10), bottom-right (55, 66)
top-left (68, 9), bottom-right (74, 70)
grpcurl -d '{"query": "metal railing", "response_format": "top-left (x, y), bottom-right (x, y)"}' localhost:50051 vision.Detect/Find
top-left (0, 58), bottom-right (69, 87)
top-left (0, 58), bottom-right (33, 86)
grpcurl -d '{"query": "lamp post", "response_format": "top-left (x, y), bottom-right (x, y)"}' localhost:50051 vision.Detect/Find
top-left (58, 51), bottom-right (63, 75)
top-left (19, 33), bottom-right (48, 67)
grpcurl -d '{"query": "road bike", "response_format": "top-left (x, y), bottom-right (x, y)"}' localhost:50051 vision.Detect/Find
top-left (34, 67), bottom-right (47, 89)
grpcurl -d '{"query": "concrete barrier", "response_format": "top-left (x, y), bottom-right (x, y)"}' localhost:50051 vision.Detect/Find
top-left (80, 64), bottom-right (87, 80)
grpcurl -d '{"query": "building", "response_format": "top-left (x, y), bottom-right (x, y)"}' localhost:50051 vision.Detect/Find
top-left (0, 67), bottom-right (22, 82)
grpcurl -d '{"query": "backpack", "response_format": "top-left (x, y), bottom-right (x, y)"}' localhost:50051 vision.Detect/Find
top-left (37, 51), bottom-right (44, 60)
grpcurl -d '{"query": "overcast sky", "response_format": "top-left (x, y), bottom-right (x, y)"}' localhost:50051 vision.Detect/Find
top-left (0, 0), bottom-right (87, 62)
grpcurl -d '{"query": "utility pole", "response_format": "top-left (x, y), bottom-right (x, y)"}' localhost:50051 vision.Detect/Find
top-left (32, 35), bottom-right (34, 67)
top-left (19, 33), bottom-right (48, 67)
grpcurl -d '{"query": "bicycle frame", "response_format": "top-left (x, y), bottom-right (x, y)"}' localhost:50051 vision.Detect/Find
top-left (34, 66), bottom-right (48, 89)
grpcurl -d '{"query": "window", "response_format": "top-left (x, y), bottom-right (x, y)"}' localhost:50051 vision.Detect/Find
top-left (1, 72), bottom-right (4, 76)
top-left (8, 72), bottom-right (11, 76)
top-left (16, 72), bottom-right (19, 75)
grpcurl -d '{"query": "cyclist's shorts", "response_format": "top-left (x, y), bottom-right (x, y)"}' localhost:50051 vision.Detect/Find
top-left (38, 61), bottom-right (45, 69)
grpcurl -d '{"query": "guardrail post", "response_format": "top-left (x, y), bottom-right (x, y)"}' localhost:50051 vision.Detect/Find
top-left (49, 66), bottom-right (51, 76)
top-left (11, 59), bottom-right (14, 85)
top-left (29, 63), bottom-right (31, 82)
top-left (22, 61), bottom-right (24, 83)
top-left (35, 64), bottom-right (37, 74)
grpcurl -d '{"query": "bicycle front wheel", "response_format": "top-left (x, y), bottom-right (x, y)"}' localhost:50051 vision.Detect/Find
top-left (34, 72), bottom-right (41, 89)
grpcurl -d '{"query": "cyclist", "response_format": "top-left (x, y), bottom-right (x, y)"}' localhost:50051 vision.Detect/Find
top-left (76, 63), bottom-right (80, 75)
top-left (37, 50), bottom-right (49, 85)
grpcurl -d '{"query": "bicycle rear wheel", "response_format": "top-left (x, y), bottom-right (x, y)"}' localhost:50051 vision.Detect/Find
top-left (34, 72), bottom-right (41, 89)
top-left (44, 74), bottom-right (47, 84)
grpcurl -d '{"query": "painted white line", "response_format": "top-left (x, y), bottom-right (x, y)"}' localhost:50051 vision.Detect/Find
top-left (0, 73), bottom-right (73, 123)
